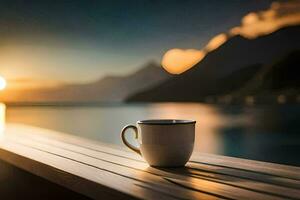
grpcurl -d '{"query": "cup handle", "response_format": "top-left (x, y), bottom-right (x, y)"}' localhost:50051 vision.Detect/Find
top-left (121, 125), bottom-right (141, 155)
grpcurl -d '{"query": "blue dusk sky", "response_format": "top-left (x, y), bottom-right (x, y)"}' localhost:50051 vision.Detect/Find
top-left (0, 0), bottom-right (272, 84)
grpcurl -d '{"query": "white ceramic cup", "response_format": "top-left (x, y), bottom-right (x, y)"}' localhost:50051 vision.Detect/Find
top-left (121, 119), bottom-right (196, 167)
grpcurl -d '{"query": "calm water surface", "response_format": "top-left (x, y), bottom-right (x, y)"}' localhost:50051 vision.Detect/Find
top-left (5, 103), bottom-right (300, 166)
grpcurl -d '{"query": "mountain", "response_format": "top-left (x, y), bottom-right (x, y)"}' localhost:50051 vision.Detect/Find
top-left (261, 51), bottom-right (300, 91)
top-left (232, 50), bottom-right (300, 96)
top-left (0, 61), bottom-right (172, 103)
top-left (127, 25), bottom-right (300, 102)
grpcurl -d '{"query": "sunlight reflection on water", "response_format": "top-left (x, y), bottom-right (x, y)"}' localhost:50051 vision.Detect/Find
top-left (0, 103), bottom-right (5, 133)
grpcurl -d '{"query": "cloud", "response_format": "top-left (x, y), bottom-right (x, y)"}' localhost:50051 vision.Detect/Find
top-left (204, 33), bottom-right (228, 52)
top-left (161, 49), bottom-right (206, 74)
top-left (161, 34), bottom-right (227, 74)
top-left (230, 1), bottom-right (300, 39)
top-left (161, 1), bottom-right (300, 74)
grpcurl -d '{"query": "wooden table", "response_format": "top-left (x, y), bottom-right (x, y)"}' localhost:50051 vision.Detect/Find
top-left (0, 123), bottom-right (299, 200)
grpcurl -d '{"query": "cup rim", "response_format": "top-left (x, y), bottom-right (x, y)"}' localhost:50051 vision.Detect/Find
top-left (137, 119), bottom-right (196, 125)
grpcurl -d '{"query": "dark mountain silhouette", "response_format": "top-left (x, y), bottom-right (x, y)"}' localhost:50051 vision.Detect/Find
top-left (261, 51), bottom-right (300, 91)
top-left (232, 50), bottom-right (300, 97)
top-left (0, 61), bottom-right (172, 103)
top-left (127, 25), bottom-right (300, 102)
top-left (217, 64), bottom-right (263, 95)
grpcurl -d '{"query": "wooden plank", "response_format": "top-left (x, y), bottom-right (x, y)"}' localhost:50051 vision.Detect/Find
top-left (0, 141), bottom-right (138, 200)
top-left (7, 123), bottom-right (300, 178)
top-left (6, 141), bottom-right (293, 200)
top-left (5, 123), bottom-right (143, 161)
top-left (186, 162), bottom-right (300, 190)
top-left (8, 128), bottom-right (300, 199)
top-left (2, 135), bottom-right (239, 200)
top-left (7, 124), bottom-right (300, 188)
top-left (1, 125), bottom-right (298, 198)
top-left (0, 140), bottom-right (183, 200)
top-left (190, 153), bottom-right (300, 180)
top-left (1, 130), bottom-right (219, 199)
top-left (1, 123), bottom-right (299, 200)
top-left (0, 159), bottom-right (90, 200)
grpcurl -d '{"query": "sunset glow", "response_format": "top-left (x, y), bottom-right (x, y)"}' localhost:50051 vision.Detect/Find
top-left (161, 49), bottom-right (206, 74)
top-left (0, 76), bottom-right (7, 90)
top-left (230, 1), bottom-right (300, 39)
top-left (161, 1), bottom-right (300, 75)
top-left (0, 103), bottom-right (5, 133)
top-left (205, 33), bottom-right (228, 52)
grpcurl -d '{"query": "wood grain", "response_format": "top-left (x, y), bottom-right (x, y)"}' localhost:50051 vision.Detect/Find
top-left (0, 123), bottom-right (299, 200)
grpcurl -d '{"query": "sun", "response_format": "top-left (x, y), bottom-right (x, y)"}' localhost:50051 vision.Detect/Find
top-left (0, 76), bottom-right (7, 90)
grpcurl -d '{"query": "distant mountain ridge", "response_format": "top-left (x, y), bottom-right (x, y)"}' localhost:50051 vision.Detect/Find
top-left (233, 50), bottom-right (300, 96)
top-left (0, 61), bottom-right (172, 103)
top-left (127, 25), bottom-right (300, 102)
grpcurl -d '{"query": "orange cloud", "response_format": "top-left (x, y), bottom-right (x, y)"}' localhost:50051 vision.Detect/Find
top-left (205, 33), bottom-right (228, 52)
top-left (161, 49), bottom-right (206, 74)
top-left (161, 1), bottom-right (300, 75)
top-left (230, 1), bottom-right (300, 39)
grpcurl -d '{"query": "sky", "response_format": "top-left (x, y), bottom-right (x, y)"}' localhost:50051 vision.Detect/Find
top-left (0, 0), bottom-right (273, 85)
top-left (162, 0), bottom-right (300, 74)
